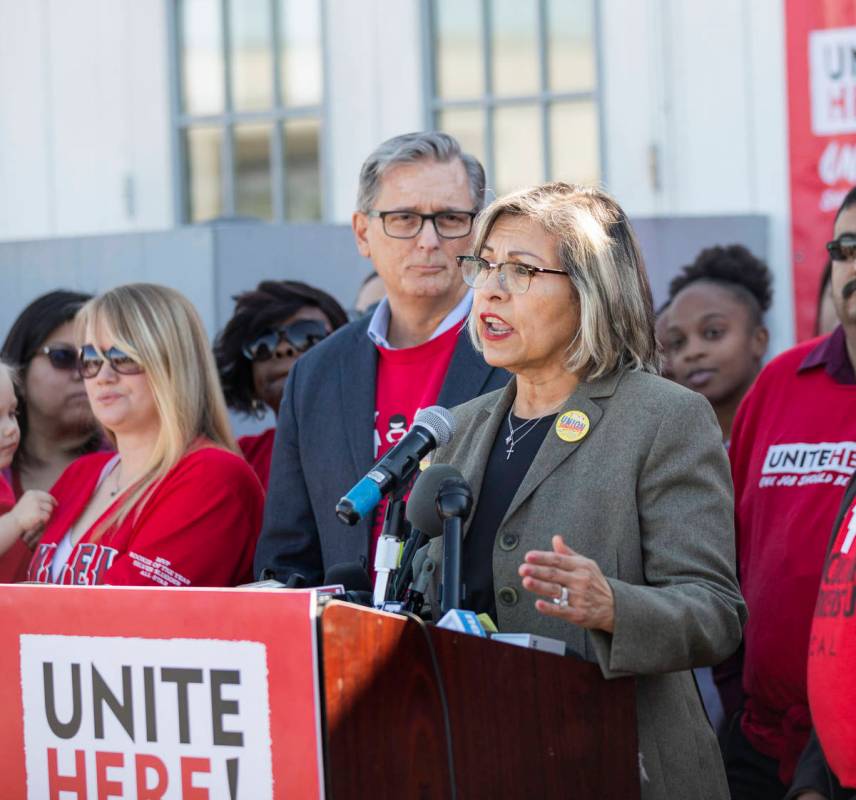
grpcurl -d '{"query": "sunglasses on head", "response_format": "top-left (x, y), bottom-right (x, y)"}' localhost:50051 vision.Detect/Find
top-left (826, 235), bottom-right (856, 262)
top-left (34, 345), bottom-right (79, 371)
top-left (78, 344), bottom-right (145, 379)
top-left (242, 319), bottom-right (329, 362)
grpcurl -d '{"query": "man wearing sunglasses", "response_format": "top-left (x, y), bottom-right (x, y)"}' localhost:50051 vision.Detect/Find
top-left (254, 131), bottom-right (509, 587)
top-left (722, 187), bottom-right (856, 800)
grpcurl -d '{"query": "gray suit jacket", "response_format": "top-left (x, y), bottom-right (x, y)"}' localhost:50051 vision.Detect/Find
top-left (254, 314), bottom-right (509, 584)
top-left (428, 369), bottom-right (747, 800)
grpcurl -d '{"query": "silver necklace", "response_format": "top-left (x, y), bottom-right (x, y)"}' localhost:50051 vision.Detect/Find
top-left (505, 409), bottom-right (548, 460)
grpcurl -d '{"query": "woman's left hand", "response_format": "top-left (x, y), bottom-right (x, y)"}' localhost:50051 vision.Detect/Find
top-left (518, 535), bottom-right (616, 633)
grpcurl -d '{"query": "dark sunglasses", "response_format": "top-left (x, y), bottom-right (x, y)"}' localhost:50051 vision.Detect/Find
top-left (826, 235), bottom-right (856, 262)
top-left (78, 344), bottom-right (145, 379)
top-left (33, 345), bottom-right (79, 371)
top-left (242, 319), bottom-right (329, 362)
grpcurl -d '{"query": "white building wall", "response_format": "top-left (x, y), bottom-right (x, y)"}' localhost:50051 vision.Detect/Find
top-left (601, 0), bottom-right (794, 354)
top-left (0, 0), bottom-right (172, 242)
top-left (0, 0), bottom-right (796, 352)
top-left (324, 0), bottom-right (426, 222)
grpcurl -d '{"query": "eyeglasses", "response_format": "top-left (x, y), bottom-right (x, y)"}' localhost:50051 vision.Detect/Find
top-left (78, 344), bottom-right (145, 379)
top-left (827, 235), bottom-right (856, 262)
top-left (33, 345), bottom-right (79, 371)
top-left (367, 210), bottom-right (476, 239)
top-left (242, 319), bottom-right (329, 362)
top-left (457, 255), bottom-right (569, 295)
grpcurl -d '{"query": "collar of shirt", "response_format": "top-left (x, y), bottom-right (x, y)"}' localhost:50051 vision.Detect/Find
top-left (798, 324), bottom-right (856, 384)
top-left (366, 289), bottom-right (473, 350)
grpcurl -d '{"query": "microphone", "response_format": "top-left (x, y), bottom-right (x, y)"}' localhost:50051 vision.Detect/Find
top-left (404, 463), bottom-right (463, 539)
top-left (436, 474), bottom-right (473, 614)
top-left (336, 406), bottom-right (455, 525)
top-left (404, 464), bottom-right (472, 613)
top-left (323, 561), bottom-right (373, 606)
top-left (394, 464), bottom-right (466, 601)
top-left (392, 464), bottom-right (460, 600)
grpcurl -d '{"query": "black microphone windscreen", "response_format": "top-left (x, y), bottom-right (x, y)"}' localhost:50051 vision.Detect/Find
top-left (323, 561), bottom-right (372, 593)
top-left (405, 464), bottom-right (466, 538)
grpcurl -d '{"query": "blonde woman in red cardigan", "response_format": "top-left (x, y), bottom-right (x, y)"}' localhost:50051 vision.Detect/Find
top-left (27, 283), bottom-right (263, 587)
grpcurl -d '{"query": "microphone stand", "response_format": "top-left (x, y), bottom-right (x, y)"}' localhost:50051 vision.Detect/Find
top-left (392, 527), bottom-right (428, 601)
top-left (371, 485), bottom-right (409, 608)
top-left (436, 478), bottom-right (473, 614)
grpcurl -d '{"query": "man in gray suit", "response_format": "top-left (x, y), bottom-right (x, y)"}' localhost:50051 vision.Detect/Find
top-left (254, 132), bottom-right (509, 585)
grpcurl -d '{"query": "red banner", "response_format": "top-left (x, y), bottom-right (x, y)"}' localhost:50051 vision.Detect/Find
top-left (786, 0), bottom-right (856, 340)
top-left (0, 585), bottom-right (323, 800)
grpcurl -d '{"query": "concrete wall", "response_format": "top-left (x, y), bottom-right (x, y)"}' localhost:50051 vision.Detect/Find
top-left (0, 223), bottom-right (370, 341)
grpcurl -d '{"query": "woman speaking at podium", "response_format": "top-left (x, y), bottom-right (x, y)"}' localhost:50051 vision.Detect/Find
top-left (26, 284), bottom-right (263, 587)
top-left (431, 183), bottom-right (745, 800)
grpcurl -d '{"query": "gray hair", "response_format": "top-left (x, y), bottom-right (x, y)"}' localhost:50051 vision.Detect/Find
top-left (356, 131), bottom-right (486, 213)
top-left (468, 182), bottom-right (660, 379)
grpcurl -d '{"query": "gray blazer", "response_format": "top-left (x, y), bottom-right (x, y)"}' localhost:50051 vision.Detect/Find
top-left (428, 369), bottom-right (746, 800)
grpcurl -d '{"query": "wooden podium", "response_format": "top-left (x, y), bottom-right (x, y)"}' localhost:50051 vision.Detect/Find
top-left (320, 601), bottom-right (640, 799)
top-left (0, 586), bottom-right (638, 798)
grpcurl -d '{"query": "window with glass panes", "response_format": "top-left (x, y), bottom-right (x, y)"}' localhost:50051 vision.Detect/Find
top-left (427, 0), bottom-right (602, 198)
top-left (171, 0), bottom-right (323, 223)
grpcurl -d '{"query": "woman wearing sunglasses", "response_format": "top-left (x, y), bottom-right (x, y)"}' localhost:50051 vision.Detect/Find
top-left (26, 283), bottom-right (263, 587)
top-left (426, 183), bottom-right (745, 800)
top-left (215, 280), bottom-right (347, 488)
top-left (0, 290), bottom-right (104, 582)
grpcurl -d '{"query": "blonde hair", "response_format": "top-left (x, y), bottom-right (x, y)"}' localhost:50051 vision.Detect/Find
top-left (76, 283), bottom-right (237, 536)
top-left (0, 358), bottom-right (20, 392)
top-left (468, 182), bottom-right (659, 379)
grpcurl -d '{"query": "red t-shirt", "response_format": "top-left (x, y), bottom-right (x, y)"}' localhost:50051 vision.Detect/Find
top-left (238, 428), bottom-right (275, 490)
top-left (370, 325), bottom-right (460, 567)
top-left (27, 444), bottom-right (264, 587)
top-left (808, 496), bottom-right (856, 787)
top-left (730, 334), bottom-right (856, 781)
top-left (0, 474), bottom-right (24, 583)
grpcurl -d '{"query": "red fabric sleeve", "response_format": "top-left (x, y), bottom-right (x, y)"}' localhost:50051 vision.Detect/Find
top-left (100, 448), bottom-right (264, 588)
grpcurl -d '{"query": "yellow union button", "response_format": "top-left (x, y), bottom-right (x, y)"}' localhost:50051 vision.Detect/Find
top-left (555, 410), bottom-right (590, 443)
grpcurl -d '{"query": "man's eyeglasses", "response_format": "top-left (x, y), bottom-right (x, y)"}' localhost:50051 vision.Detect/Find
top-left (78, 345), bottom-right (145, 379)
top-left (367, 210), bottom-right (476, 240)
top-left (242, 319), bottom-right (329, 362)
top-left (827, 235), bottom-right (856, 262)
top-left (33, 345), bottom-right (79, 371)
top-left (457, 255), bottom-right (569, 295)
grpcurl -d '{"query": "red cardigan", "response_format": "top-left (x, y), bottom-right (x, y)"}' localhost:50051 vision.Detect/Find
top-left (238, 427), bottom-right (275, 490)
top-left (27, 445), bottom-right (263, 587)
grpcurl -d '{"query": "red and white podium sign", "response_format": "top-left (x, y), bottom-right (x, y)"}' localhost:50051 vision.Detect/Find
top-left (0, 585), bottom-right (323, 799)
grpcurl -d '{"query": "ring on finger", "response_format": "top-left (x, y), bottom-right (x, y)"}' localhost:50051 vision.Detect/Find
top-left (552, 585), bottom-right (569, 607)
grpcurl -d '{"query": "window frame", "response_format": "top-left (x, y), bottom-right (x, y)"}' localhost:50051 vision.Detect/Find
top-left (166, 0), bottom-right (328, 225)
top-left (421, 0), bottom-right (607, 195)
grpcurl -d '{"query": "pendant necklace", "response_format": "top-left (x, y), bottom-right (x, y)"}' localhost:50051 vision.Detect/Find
top-left (505, 409), bottom-right (548, 460)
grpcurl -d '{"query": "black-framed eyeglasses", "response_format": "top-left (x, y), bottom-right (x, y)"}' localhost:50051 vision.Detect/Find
top-left (32, 345), bottom-right (79, 371)
top-left (242, 319), bottom-right (329, 362)
top-left (457, 255), bottom-right (569, 295)
top-left (367, 209), bottom-right (476, 239)
top-left (78, 344), bottom-right (145, 379)
top-left (827, 235), bottom-right (856, 262)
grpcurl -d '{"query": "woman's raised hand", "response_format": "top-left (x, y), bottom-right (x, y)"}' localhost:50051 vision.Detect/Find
top-left (519, 534), bottom-right (616, 633)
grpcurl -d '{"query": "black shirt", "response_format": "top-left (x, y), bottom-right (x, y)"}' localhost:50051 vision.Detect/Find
top-left (462, 412), bottom-right (557, 622)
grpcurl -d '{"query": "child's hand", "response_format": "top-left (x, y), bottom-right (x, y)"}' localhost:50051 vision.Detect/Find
top-left (11, 490), bottom-right (56, 545)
